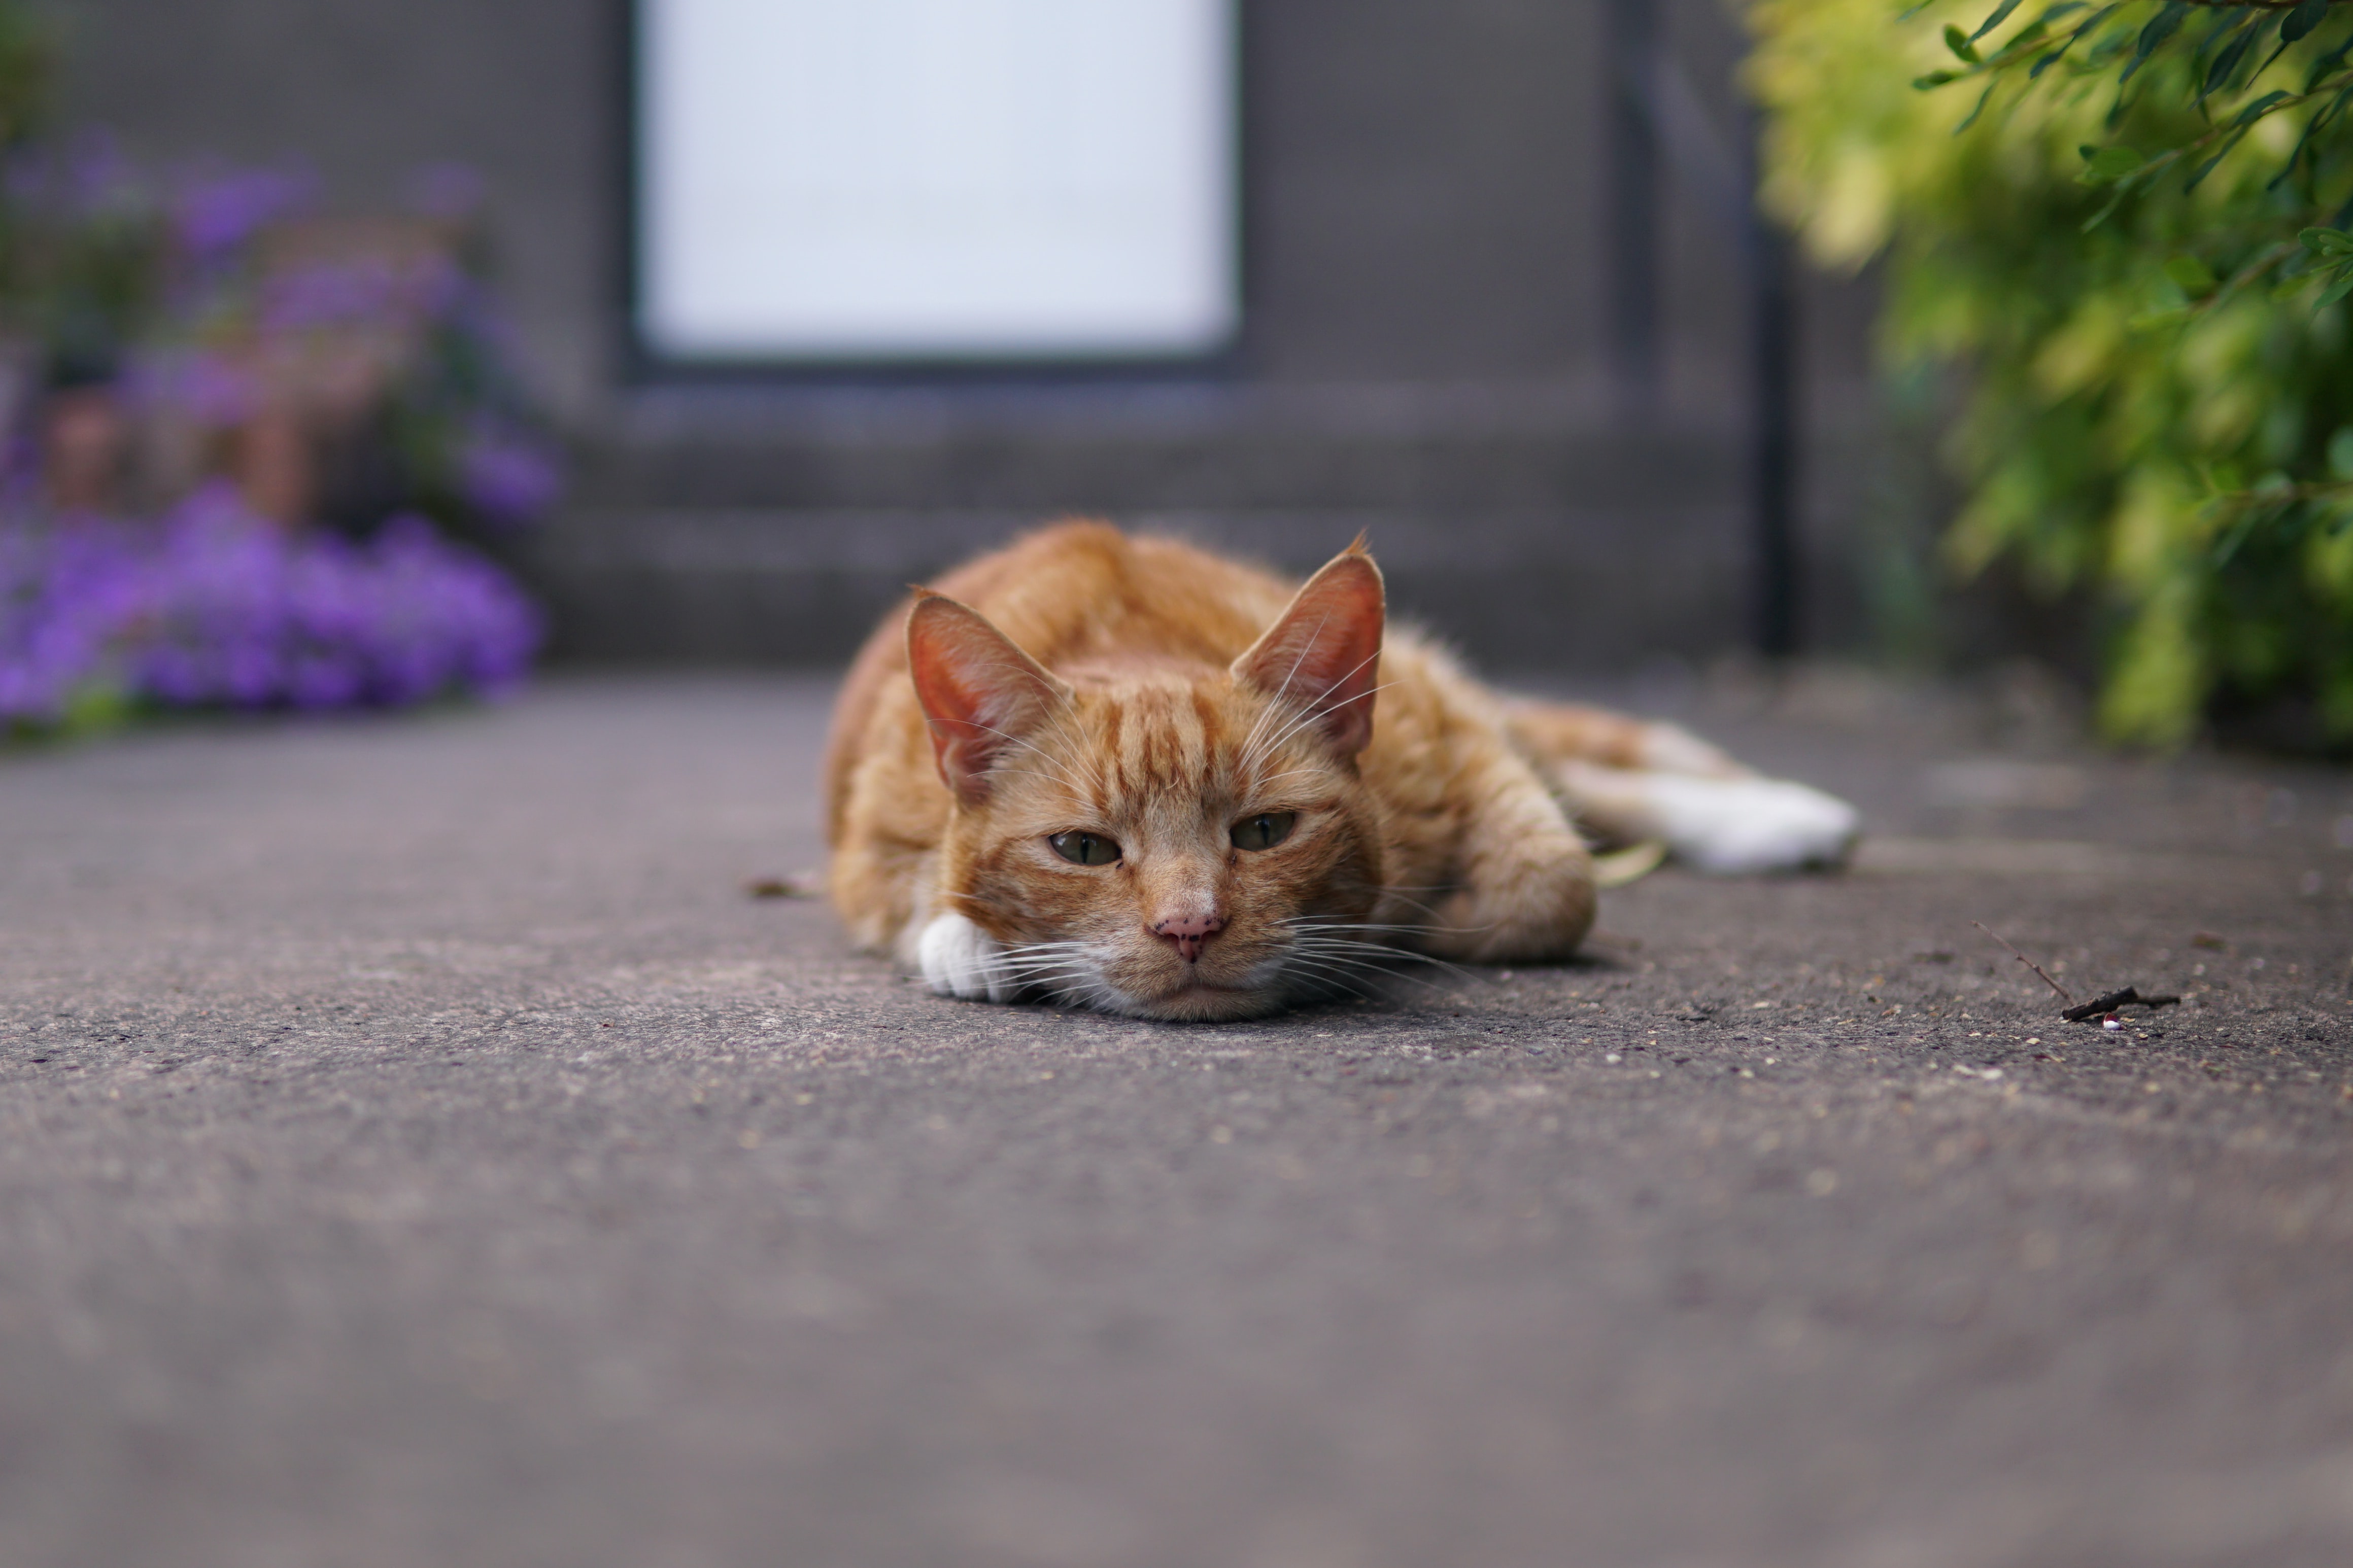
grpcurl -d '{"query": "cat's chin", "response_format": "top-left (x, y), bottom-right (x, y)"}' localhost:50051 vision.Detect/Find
top-left (912, 912), bottom-right (1289, 1021)
top-left (1111, 980), bottom-right (1289, 1023)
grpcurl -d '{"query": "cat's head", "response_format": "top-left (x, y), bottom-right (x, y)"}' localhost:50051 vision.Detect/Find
top-left (907, 545), bottom-right (1391, 1020)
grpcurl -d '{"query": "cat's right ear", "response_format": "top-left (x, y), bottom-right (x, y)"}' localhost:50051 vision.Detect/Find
top-left (905, 593), bottom-right (1071, 804)
top-left (1231, 544), bottom-right (1386, 757)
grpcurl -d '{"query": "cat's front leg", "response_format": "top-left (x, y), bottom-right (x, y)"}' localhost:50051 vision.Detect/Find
top-left (1413, 749), bottom-right (1598, 965)
top-left (913, 911), bottom-right (1023, 1003)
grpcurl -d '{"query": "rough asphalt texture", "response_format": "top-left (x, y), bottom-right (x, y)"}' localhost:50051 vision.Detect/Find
top-left (3, 671), bottom-right (2350, 1568)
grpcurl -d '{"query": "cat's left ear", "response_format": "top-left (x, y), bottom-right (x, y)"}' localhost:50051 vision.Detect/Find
top-left (905, 593), bottom-right (1072, 804)
top-left (1232, 542), bottom-right (1385, 757)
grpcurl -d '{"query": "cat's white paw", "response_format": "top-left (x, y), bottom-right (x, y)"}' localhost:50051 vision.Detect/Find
top-left (915, 912), bottom-right (1021, 1003)
top-left (1643, 775), bottom-right (1861, 875)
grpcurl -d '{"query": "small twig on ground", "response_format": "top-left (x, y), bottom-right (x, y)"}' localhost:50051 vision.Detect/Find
top-left (2060, 986), bottom-right (2182, 1023)
top-left (1973, 921), bottom-right (2075, 1005)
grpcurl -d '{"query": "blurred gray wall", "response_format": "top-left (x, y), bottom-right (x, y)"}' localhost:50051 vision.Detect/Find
top-left (39, 0), bottom-right (1882, 670)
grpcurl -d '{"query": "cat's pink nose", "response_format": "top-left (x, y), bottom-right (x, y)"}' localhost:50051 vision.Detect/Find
top-left (1153, 912), bottom-right (1226, 963)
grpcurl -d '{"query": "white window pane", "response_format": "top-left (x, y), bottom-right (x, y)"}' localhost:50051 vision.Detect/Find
top-left (637, 0), bottom-right (1238, 361)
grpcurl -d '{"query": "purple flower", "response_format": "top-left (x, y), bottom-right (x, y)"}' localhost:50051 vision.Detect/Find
top-left (258, 258), bottom-right (395, 331)
top-left (127, 485), bottom-right (541, 710)
top-left (128, 350), bottom-right (261, 425)
top-left (457, 427), bottom-right (564, 527)
top-left (256, 253), bottom-right (466, 334)
top-left (173, 166), bottom-right (314, 265)
top-left (0, 517), bottom-right (150, 724)
top-left (3, 483), bottom-right (542, 728)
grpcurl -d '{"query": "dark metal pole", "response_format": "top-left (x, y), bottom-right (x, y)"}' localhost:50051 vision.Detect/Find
top-left (1740, 105), bottom-right (1799, 659)
top-left (1607, 5), bottom-right (1798, 655)
top-left (1606, 0), bottom-right (1661, 419)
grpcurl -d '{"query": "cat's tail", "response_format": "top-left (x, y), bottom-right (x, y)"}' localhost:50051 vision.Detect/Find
top-left (1499, 697), bottom-right (1859, 876)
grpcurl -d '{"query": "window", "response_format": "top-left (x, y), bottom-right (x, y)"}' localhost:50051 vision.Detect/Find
top-left (634, 0), bottom-right (1239, 365)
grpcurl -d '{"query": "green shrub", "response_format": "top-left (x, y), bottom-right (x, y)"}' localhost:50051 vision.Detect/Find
top-left (1748, 0), bottom-right (2353, 745)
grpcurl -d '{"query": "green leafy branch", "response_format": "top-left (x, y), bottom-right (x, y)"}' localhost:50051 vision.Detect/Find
top-left (1917, 2), bottom-right (2353, 573)
top-left (1753, 0), bottom-right (2353, 740)
top-left (1919, 1), bottom-right (2353, 222)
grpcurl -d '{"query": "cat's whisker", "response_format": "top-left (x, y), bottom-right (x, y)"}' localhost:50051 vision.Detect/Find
top-left (1005, 966), bottom-right (1107, 1005)
top-left (1380, 955), bottom-right (1486, 988)
top-left (989, 948), bottom-right (1102, 982)
top-left (1235, 610), bottom-right (1336, 775)
top-left (1235, 623), bottom-right (1346, 777)
top-left (1287, 911), bottom-right (1503, 945)
top-left (1284, 675), bottom-right (1401, 749)
top-left (1281, 970), bottom-right (1378, 1004)
top-left (951, 718), bottom-right (1095, 798)
top-left (1242, 671), bottom-right (1404, 774)
top-left (991, 959), bottom-right (1094, 983)
top-left (1277, 949), bottom-right (1396, 983)
top-left (1241, 766), bottom-right (1328, 793)
top-left (1382, 894), bottom-right (1449, 921)
top-left (1277, 931), bottom-right (1415, 966)
top-left (1268, 947), bottom-right (1382, 986)
top-left (1037, 697), bottom-right (1112, 806)
top-left (1281, 939), bottom-right (1413, 972)
top-left (1280, 929), bottom-right (1485, 990)
top-left (1035, 964), bottom-right (1129, 1011)
top-left (1284, 942), bottom-right (1416, 966)
top-left (993, 939), bottom-right (1110, 980)
top-left (986, 766), bottom-right (1095, 793)
top-left (1356, 885), bottom-right (1465, 923)
top-left (957, 715), bottom-right (1119, 804)
top-left (997, 964), bottom-right (1097, 985)
top-left (983, 947), bottom-right (1092, 970)
top-left (1287, 959), bottom-right (1450, 999)
top-left (1241, 640), bottom-right (1382, 770)
top-left (1282, 922), bottom-right (1448, 953)
top-left (1275, 950), bottom-right (1431, 999)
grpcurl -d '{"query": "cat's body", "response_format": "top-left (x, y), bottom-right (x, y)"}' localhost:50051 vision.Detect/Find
top-left (825, 524), bottom-right (1855, 1020)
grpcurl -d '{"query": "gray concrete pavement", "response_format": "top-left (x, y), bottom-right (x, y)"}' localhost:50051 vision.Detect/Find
top-left (3, 672), bottom-right (2349, 1568)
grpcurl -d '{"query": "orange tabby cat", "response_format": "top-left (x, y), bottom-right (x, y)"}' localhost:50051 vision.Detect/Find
top-left (825, 523), bottom-right (1856, 1020)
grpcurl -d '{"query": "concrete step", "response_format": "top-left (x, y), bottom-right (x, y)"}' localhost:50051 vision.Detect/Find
top-left (518, 385), bottom-right (1799, 670)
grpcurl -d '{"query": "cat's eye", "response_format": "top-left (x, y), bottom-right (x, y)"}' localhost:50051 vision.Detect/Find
top-left (1049, 830), bottom-right (1122, 866)
top-left (1231, 812), bottom-right (1297, 852)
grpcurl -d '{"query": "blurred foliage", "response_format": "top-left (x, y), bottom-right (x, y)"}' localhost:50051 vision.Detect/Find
top-left (1748, 0), bottom-right (2353, 745)
top-left (0, 0), bottom-right (559, 546)
top-left (0, 153), bottom-right (565, 545)
top-left (0, 0), bottom-right (42, 152)
top-left (0, 0), bottom-right (552, 735)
